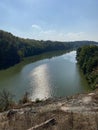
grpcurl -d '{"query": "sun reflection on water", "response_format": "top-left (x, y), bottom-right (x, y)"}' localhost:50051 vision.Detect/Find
top-left (29, 64), bottom-right (51, 100)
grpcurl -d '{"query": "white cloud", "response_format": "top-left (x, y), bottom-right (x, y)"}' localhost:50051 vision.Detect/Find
top-left (32, 24), bottom-right (42, 30)
top-left (38, 30), bottom-right (87, 41)
top-left (65, 32), bottom-right (86, 41)
top-left (31, 24), bottom-right (90, 41)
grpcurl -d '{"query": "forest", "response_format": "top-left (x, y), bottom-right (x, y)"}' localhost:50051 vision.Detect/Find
top-left (77, 45), bottom-right (98, 89)
top-left (0, 30), bottom-right (98, 69)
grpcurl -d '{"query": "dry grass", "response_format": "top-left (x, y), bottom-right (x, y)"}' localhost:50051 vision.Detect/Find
top-left (1, 91), bottom-right (98, 130)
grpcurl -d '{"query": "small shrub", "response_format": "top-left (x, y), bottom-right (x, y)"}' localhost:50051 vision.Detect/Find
top-left (0, 89), bottom-right (14, 111)
top-left (19, 92), bottom-right (30, 104)
top-left (35, 98), bottom-right (42, 103)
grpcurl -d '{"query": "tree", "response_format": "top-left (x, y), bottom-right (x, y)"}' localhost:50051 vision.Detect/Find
top-left (77, 45), bottom-right (98, 89)
top-left (0, 89), bottom-right (14, 111)
top-left (19, 92), bottom-right (30, 104)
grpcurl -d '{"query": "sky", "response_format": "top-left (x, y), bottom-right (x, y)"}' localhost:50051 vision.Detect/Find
top-left (0, 0), bottom-right (98, 41)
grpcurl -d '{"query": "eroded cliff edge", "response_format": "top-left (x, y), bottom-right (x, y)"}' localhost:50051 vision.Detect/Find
top-left (1, 90), bottom-right (98, 130)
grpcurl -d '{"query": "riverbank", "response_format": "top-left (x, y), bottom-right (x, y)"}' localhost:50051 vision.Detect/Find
top-left (1, 30), bottom-right (98, 70)
top-left (76, 45), bottom-right (98, 89)
top-left (1, 89), bottom-right (98, 130)
top-left (0, 51), bottom-right (90, 101)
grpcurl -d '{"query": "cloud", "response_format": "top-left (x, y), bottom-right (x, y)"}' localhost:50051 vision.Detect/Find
top-left (38, 30), bottom-right (86, 41)
top-left (32, 24), bottom-right (42, 30)
top-left (66, 32), bottom-right (83, 37)
top-left (31, 24), bottom-right (88, 41)
top-left (65, 32), bottom-right (86, 41)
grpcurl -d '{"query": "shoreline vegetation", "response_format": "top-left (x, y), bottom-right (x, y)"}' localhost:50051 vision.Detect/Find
top-left (0, 90), bottom-right (45, 112)
top-left (0, 30), bottom-right (98, 70)
top-left (76, 45), bottom-right (98, 89)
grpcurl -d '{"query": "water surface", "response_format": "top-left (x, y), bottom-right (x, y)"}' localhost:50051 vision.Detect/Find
top-left (0, 51), bottom-right (89, 101)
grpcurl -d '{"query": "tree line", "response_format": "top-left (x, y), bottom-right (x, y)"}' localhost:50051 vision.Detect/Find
top-left (76, 45), bottom-right (98, 89)
top-left (0, 30), bottom-right (98, 69)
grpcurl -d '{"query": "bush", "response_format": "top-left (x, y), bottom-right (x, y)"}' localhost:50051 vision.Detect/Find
top-left (35, 98), bottom-right (42, 103)
top-left (19, 92), bottom-right (30, 104)
top-left (0, 89), bottom-right (14, 111)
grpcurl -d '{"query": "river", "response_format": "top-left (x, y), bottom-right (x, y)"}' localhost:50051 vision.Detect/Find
top-left (0, 51), bottom-right (90, 101)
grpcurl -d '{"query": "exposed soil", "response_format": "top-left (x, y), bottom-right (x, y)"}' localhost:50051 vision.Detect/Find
top-left (1, 90), bottom-right (98, 130)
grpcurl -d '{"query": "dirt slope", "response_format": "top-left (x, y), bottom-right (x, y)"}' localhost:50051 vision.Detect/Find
top-left (1, 90), bottom-right (98, 130)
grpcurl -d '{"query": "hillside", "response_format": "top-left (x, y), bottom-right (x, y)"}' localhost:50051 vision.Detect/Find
top-left (77, 45), bottom-right (98, 89)
top-left (0, 30), bottom-right (98, 69)
top-left (1, 90), bottom-right (98, 130)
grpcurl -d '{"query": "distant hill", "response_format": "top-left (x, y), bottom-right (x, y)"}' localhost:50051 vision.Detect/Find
top-left (0, 30), bottom-right (98, 69)
top-left (77, 45), bottom-right (98, 89)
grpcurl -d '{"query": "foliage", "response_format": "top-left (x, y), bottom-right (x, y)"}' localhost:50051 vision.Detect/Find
top-left (19, 92), bottom-right (30, 104)
top-left (0, 30), bottom-right (98, 69)
top-left (77, 45), bottom-right (98, 89)
top-left (0, 90), bottom-right (31, 111)
top-left (0, 89), bottom-right (15, 111)
top-left (35, 98), bottom-right (42, 103)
